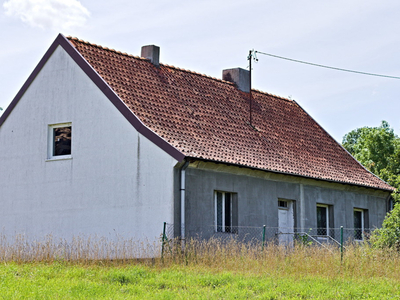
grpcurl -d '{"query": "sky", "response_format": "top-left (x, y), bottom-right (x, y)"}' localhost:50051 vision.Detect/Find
top-left (1, 0), bottom-right (400, 142)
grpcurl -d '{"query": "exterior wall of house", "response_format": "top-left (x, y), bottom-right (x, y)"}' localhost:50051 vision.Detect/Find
top-left (182, 161), bottom-right (390, 241)
top-left (0, 46), bottom-right (178, 243)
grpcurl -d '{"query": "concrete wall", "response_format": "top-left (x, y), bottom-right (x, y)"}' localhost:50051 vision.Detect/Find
top-left (0, 46), bottom-right (178, 242)
top-left (182, 161), bottom-right (389, 240)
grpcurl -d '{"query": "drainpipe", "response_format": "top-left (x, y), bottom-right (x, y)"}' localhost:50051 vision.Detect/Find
top-left (180, 159), bottom-right (190, 242)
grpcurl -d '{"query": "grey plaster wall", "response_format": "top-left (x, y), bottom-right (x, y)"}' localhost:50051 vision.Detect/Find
top-left (180, 161), bottom-right (390, 241)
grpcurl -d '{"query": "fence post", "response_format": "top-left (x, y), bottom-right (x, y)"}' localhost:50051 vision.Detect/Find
top-left (340, 226), bottom-right (343, 262)
top-left (262, 225), bottom-right (266, 251)
top-left (161, 222), bottom-right (167, 260)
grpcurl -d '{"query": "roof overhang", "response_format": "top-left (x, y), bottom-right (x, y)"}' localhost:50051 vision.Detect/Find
top-left (184, 157), bottom-right (395, 193)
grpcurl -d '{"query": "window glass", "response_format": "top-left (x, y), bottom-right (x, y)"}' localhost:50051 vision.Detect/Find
top-left (216, 192), bottom-right (223, 232)
top-left (225, 193), bottom-right (231, 233)
top-left (53, 126), bottom-right (72, 156)
top-left (215, 191), bottom-right (237, 233)
top-left (354, 210), bottom-right (363, 240)
top-left (278, 200), bottom-right (288, 208)
top-left (317, 206), bottom-right (327, 236)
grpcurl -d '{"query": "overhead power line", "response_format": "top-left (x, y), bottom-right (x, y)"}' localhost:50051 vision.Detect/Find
top-left (255, 51), bottom-right (400, 80)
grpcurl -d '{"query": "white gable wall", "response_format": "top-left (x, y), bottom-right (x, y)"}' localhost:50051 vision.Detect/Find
top-left (0, 46), bottom-right (178, 242)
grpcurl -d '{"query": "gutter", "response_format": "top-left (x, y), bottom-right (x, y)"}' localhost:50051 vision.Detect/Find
top-left (180, 159), bottom-right (190, 242)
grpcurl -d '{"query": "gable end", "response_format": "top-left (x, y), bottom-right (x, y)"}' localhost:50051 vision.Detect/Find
top-left (0, 34), bottom-right (185, 162)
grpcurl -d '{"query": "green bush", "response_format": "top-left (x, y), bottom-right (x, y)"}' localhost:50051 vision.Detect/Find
top-left (371, 203), bottom-right (400, 248)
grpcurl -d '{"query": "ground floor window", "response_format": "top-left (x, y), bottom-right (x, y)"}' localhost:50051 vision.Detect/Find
top-left (354, 209), bottom-right (368, 240)
top-left (316, 204), bottom-right (330, 236)
top-left (215, 191), bottom-right (237, 233)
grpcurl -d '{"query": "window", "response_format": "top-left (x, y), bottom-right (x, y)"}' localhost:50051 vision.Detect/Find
top-left (48, 123), bottom-right (72, 159)
top-left (278, 200), bottom-right (288, 209)
top-left (316, 204), bottom-right (330, 236)
top-left (215, 191), bottom-right (238, 233)
top-left (354, 209), bottom-right (368, 240)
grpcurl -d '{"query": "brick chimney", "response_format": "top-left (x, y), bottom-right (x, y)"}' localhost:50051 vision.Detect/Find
top-left (222, 68), bottom-right (250, 92)
top-left (141, 45), bottom-right (160, 67)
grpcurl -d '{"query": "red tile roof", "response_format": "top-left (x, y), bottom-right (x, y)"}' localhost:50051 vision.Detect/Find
top-left (67, 37), bottom-right (393, 191)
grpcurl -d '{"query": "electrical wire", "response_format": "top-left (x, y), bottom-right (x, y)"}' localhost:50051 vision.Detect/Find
top-left (255, 51), bottom-right (400, 80)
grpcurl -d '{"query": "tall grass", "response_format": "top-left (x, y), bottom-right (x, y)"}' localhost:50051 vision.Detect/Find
top-left (161, 238), bottom-right (400, 281)
top-left (0, 234), bottom-right (399, 283)
top-left (0, 234), bottom-right (157, 264)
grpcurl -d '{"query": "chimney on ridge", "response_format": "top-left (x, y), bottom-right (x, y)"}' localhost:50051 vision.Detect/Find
top-left (222, 68), bottom-right (250, 93)
top-left (141, 45), bottom-right (160, 67)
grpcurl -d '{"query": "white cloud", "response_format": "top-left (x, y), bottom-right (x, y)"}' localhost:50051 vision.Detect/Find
top-left (3, 0), bottom-right (90, 30)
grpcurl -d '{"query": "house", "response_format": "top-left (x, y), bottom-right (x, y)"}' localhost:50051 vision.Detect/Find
top-left (0, 34), bottom-right (394, 245)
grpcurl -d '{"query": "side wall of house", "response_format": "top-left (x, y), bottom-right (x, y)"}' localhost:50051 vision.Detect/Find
top-left (183, 161), bottom-right (389, 241)
top-left (0, 46), bottom-right (177, 243)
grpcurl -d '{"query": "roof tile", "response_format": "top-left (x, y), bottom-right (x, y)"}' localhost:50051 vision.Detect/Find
top-left (67, 37), bottom-right (393, 191)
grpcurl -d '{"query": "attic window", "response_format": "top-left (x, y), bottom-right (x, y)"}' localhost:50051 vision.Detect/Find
top-left (48, 123), bottom-right (72, 160)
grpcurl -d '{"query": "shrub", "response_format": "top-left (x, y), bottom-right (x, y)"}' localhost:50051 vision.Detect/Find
top-left (371, 203), bottom-right (400, 248)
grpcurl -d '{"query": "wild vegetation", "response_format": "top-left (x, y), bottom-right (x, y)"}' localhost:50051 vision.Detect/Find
top-left (343, 121), bottom-right (400, 248)
top-left (0, 236), bottom-right (400, 298)
top-left (342, 120), bottom-right (400, 198)
top-left (371, 203), bottom-right (400, 248)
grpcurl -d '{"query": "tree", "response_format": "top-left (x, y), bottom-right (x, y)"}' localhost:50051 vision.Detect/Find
top-left (343, 121), bottom-right (400, 247)
top-left (342, 121), bottom-right (400, 191)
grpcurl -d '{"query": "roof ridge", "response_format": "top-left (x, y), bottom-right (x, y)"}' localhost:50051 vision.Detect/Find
top-left (160, 64), bottom-right (293, 102)
top-left (162, 63), bottom-right (236, 85)
top-left (251, 89), bottom-right (293, 102)
top-left (66, 36), bottom-right (292, 102)
top-left (67, 36), bottom-right (147, 61)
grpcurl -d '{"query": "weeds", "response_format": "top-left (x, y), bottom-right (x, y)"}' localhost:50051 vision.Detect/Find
top-left (0, 233), bottom-right (399, 283)
top-left (0, 234), bottom-right (158, 265)
top-left (0, 235), bottom-right (399, 298)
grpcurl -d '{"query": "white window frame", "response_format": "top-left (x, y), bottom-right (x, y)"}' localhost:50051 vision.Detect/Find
top-left (317, 204), bottom-right (330, 237)
top-left (47, 122), bottom-right (72, 161)
top-left (215, 191), bottom-right (232, 233)
top-left (354, 208), bottom-right (365, 241)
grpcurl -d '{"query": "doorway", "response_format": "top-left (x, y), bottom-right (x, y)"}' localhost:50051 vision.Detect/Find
top-left (278, 200), bottom-right (294, 245)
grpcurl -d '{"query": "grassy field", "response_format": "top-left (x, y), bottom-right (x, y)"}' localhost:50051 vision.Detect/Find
top-left (0, 261), bottom-right (399, 299)
top-left (0, 238), bottom-right (400, 299)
